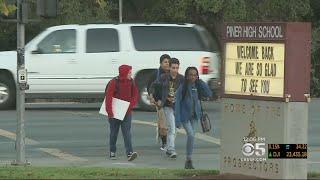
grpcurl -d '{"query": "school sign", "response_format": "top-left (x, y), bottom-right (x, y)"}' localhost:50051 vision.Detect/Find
top-left (224, 42), bottom-right (284, 97)
top-left (220, 23), bottom-right (310, 179)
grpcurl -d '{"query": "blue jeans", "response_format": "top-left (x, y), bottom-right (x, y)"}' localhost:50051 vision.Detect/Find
top-left (182, 119), bottom-right (195, 160)
top-left (164, 107), bottom-right (176, 152)
top-left (108, 114), bottom-right (133, 154)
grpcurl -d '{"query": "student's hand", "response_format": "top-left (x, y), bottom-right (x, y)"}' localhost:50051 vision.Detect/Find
top-left (108, 112), bottom-right (114, 119)
top-left (167, 97), bottom-right (174, 103)
top-left (150, 97), bottom-right (156, 104)
top-left (148, 95), bottom-right (156, 105)
top-left (156, 100), bottom-right (162, 107)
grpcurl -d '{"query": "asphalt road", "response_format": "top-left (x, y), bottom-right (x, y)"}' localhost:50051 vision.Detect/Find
top-left (0, 100), bottom-right (319, 172)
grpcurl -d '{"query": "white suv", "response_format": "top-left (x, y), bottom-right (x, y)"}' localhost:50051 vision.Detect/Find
top-left (0, 23), bottom-right (220, 110)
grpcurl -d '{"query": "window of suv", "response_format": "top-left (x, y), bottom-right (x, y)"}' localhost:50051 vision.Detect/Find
top-left (37, 29), bottom-right (76, 54)
top-left (131, 26), bottom-right (207, 51)
top-left (86, 28), bottom-right (119, 53)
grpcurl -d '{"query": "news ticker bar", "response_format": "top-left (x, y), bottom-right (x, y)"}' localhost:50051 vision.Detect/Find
top-left (268, 144), bottom-right (307, 159)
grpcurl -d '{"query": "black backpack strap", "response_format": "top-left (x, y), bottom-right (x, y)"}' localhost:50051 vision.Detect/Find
top-left (104, 78), bottom-right (115, 94)
top-left (114, 76), bottom-right (119, 97)
top-left (104, 76), bottom-right (120, 98)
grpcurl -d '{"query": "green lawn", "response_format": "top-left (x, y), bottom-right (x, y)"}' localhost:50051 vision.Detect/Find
top-left (308, 171), bottom-right (320, 179)
top-left (0, 167), bottom-right (218, 179)
top-left (0, 167), bottom-right (319, 179)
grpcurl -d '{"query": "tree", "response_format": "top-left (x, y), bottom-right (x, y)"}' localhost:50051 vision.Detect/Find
top-left (0, 0), bottom-right (116, 50)
top-left (0, 0), bottom-right (16, 51)
top-left (140, 0), bottom-right (311, 48)
top-left (140, 0), bottom-right (319, 95)
top-left (0, 0), bottom-right (16, 17)
top-left (1, 0), bottom-right (319, 95)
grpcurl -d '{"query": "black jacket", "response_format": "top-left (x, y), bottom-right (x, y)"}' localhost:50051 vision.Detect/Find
top-left (147, 68), bottom-right (168, 101)
top-left (157, 73), bottom-right (184, 107)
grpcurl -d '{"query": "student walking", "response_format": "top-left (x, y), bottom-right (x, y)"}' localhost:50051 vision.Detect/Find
top-left (105, 64), bottom-right (139, 161)
top-left (175, 67), bottom-right (212, 169)
top-left (148, 54), bottom-right (171, 150)
top-left (156, 58), bottom-right (184, 159)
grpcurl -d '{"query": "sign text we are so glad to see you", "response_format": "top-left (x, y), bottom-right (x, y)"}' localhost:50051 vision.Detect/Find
top-left (224, 43), bottom-right (284, 97)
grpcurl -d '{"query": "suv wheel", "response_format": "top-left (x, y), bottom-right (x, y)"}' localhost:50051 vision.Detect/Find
top-left (0, 74), bottom-right (16, 109)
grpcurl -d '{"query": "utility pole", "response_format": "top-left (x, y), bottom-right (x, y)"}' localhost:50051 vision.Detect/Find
top-left (7, 0), bottom-right (57, 166)
top-left (12, 0), bottom-right (29, 166)
top-left (119, 0), bottom-right (122, 23)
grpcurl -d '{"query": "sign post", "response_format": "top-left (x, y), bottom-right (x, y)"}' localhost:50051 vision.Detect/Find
top-left (10, 0), bottom-right (57, 166)
top-left (12, 0), bottom-right (29, 166)
top-left (220, 22), bottom-right (311, 179)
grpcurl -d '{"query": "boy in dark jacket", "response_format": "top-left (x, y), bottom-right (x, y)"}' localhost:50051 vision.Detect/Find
top-left (148, 54), bottom-right (171, 150)
top-left (147, 54), bottom-right (171, 102)
top-left (105, 64), bottom-right (139, 161)
top-left (156, 58), bottom-right (184, 158)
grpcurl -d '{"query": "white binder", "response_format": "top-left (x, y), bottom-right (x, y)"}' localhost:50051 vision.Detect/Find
top-left (99, 97), bottom-right (130, 121)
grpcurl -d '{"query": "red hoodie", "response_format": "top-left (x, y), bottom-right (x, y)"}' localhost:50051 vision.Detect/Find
top-left (105, 65), bottom-right (139, 118)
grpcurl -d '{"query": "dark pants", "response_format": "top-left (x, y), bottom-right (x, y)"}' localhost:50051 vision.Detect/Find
top-left (161, 135), bottom-right (167, 145)
top-left (108, 114), bottom-right (133, 155)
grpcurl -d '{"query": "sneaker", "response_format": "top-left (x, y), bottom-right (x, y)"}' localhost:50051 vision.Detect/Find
top-left (109, 152), bottom-right (116, 160)
top-left (185, 160), bottom-right (195, 169)
top-left (160, 144), bottom-right (167, 151)
top-left (127, 152), bottom-right (138, 161)
top-left (166, 151), bottom-right (177, 159)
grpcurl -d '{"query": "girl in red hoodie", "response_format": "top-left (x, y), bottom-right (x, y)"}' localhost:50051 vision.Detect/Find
top-left (105, 65), bottom-right (139, 161)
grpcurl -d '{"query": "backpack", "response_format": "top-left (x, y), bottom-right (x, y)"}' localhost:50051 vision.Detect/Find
top-left (105, 76), bottom-right (135, 98)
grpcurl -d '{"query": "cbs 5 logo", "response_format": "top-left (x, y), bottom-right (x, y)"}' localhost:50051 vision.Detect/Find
top-left (242, 143), bottom-right (266, 157)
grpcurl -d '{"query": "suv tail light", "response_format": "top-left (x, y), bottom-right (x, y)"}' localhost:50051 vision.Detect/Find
top-left (200, 57), bottom-right (211, 74)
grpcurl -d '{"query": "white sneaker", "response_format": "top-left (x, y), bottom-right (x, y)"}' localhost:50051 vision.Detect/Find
top-left (109, 152), bottom-right (116, 160)
top-left (160, 144), bottom-right (167, 151)
top-left (127, 152), bottom-right (138, 161)
top-left (166, 151), bottom-right (177, 159)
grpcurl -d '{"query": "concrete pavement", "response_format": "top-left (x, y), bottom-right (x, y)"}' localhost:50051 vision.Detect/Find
top-left (0, 100), bottom-right (319, 172)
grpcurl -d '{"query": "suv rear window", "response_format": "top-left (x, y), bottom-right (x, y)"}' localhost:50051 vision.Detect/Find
top-left (131, 26), bottom-right (208, 51)
top-left (86, 28), bottom-right (119, 53)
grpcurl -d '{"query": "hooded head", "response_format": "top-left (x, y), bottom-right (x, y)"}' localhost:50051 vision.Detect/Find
top-left (119, 64), bottom-right (132, 79)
